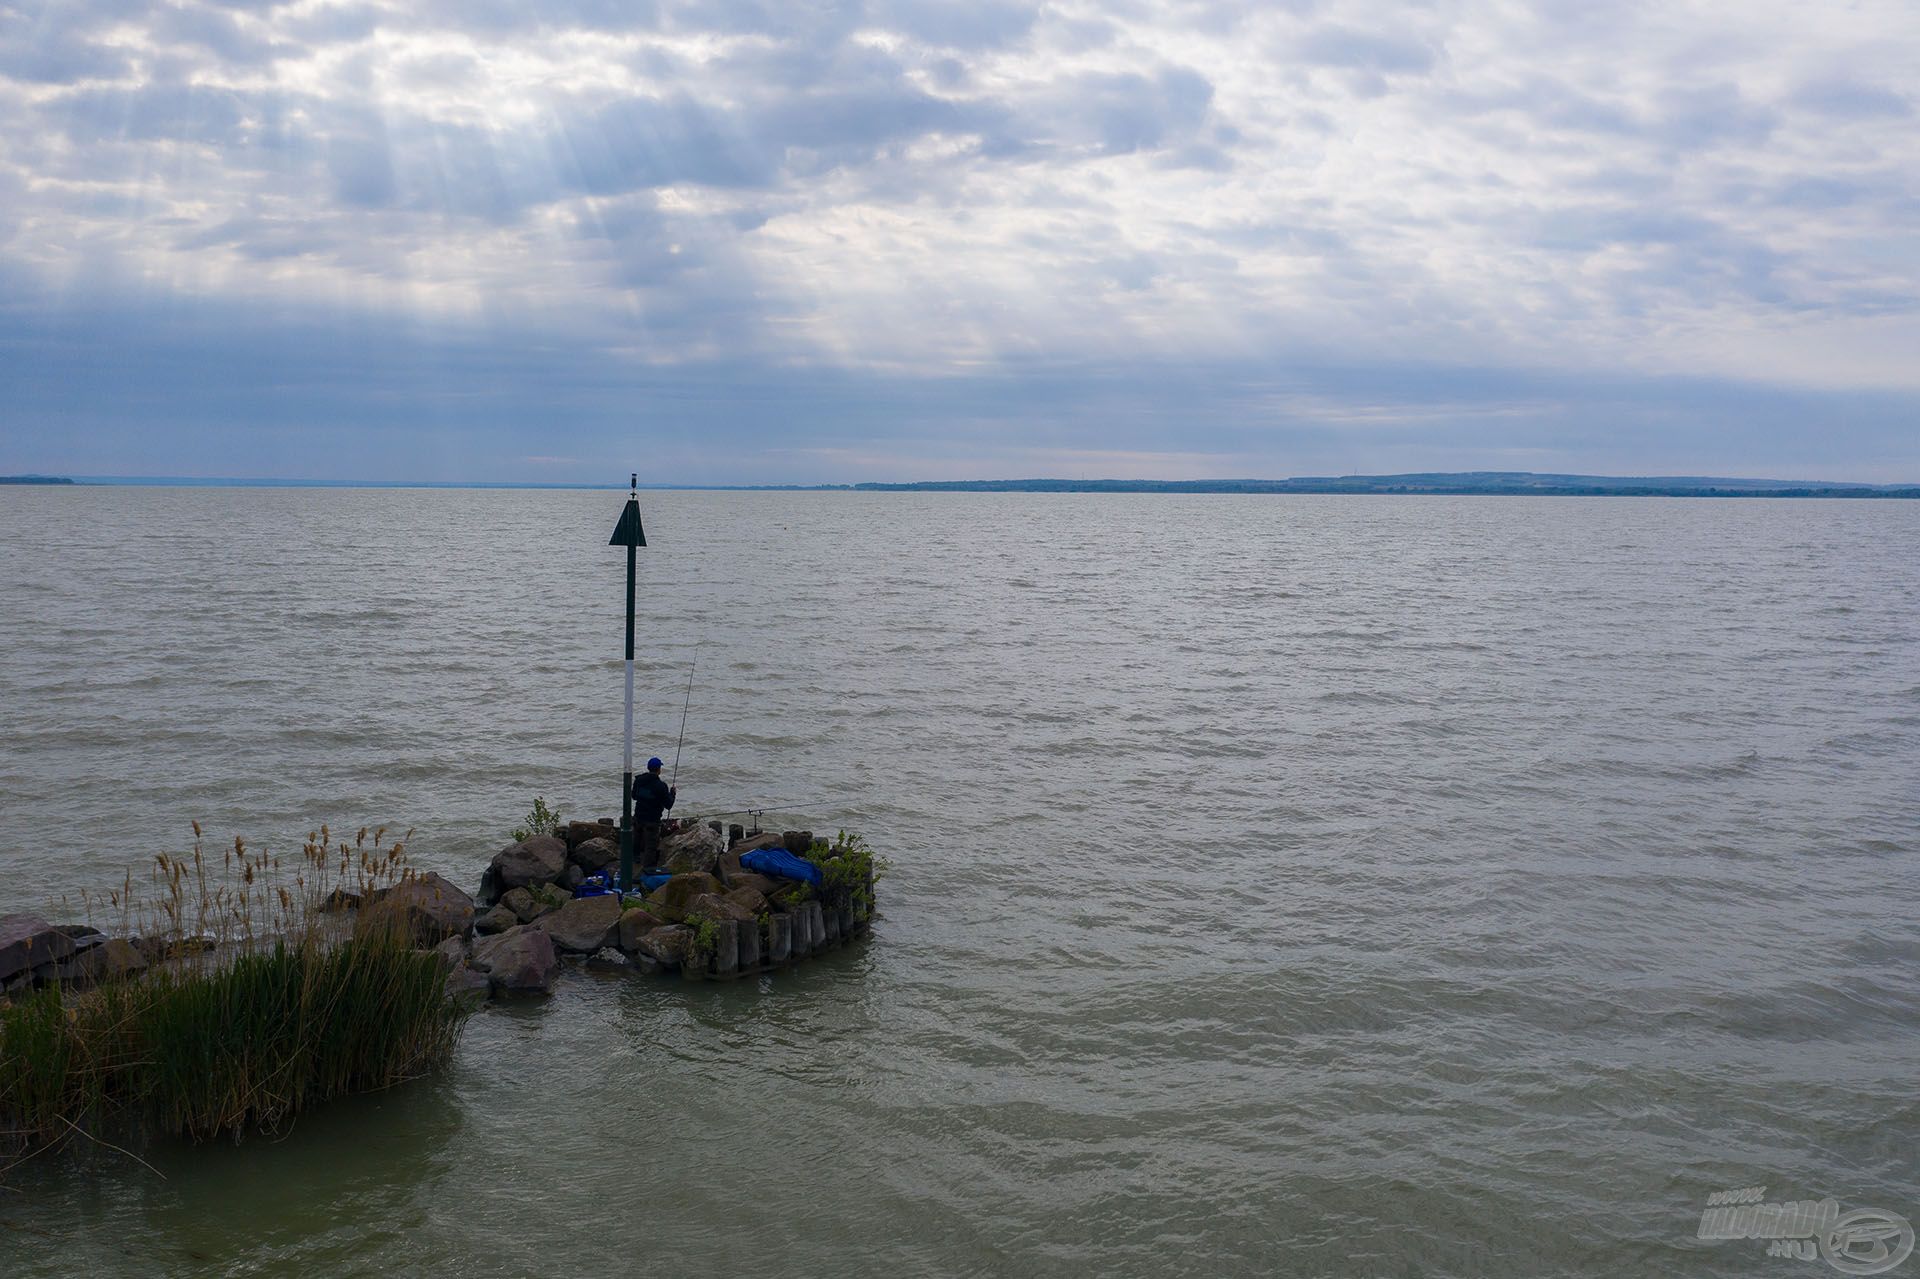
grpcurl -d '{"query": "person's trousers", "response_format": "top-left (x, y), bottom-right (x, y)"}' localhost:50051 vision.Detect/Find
top-left (637, 821), bottom-right (662, 869)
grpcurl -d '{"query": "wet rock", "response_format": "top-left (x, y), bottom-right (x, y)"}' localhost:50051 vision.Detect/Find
top-left (587, 946), bottom-right (631, 969)
top-left (725, 887), bottom-right (770, 917)
top-left (571, 836), bottom-right (619, 873)
top-left (535, 894), bottom-right (623, 954)
top-left (488, 835), bottom-right (569, 893)
top-left (689, 892), bottom-right (754, 925)
top-left (78, 938), bottom-right (146, 985)
top-left (357, 872), bottom-right (475, 946)
top-left (662, 823), bottom-right (727, 875)
top-left (0, 915), bottom-right (76, 983)
top-left (52, 925), bottom-right (107, 953)
top-left (445, 963), bottom-right (491, 1005)
top-left (616, 908), bottom-right (665, 955)
top-left (645, 872), bottom-right (722, 923)
top-left (631, 924), bottom-right (693, 968)
top-left (475, 904), bottom-right (517, 935)
top-left (431, 935), bottom-right (468, 969)
top-left (471, 925), bottom-right (559, 995)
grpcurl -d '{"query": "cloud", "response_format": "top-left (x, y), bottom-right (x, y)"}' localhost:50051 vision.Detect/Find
top-left (0, 0), bottom-right (1917, 481)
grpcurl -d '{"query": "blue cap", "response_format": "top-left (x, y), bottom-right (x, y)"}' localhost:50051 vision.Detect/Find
top-left (647, 757), bottom-right (663, 770)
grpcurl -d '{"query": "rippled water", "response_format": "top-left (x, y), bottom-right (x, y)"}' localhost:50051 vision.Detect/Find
top-left (2, 487), bottom-right (1917, 1277)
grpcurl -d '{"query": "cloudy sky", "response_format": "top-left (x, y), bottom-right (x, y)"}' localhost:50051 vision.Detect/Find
top-left (1, 0), bottom-right (1916, 482)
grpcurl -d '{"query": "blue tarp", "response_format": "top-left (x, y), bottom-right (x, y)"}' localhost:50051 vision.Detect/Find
top-left (641, 872), bottom-right (674, 893)
top-left (739, 847), bottom-right (824, 887)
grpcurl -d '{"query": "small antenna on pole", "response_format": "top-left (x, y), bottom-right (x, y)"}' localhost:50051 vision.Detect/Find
top-left (630, 472), bottom-right (637, 496)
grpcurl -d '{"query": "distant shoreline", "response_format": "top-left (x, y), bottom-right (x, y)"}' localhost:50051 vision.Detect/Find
top-left (11, 472), bottom-right (1920, 497)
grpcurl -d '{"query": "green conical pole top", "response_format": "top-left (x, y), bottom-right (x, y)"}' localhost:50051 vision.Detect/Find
top-left (610, 499), bottom-right (646, 547)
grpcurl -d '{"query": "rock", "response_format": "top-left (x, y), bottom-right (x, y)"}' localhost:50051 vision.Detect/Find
top-left (737, 919), bottom-right (761, 970)
top-left (0, 915), bottom-right (76, 983)
top-left (487, 835), bottom-right (569, 893)
top-left (319, 888), bottom-right (363, 913)
top-left (689, 892), bottom-right (753, 924)
top-left (727, 871), bottom-right (782, 899)
top-left (586, 946), bottom-right (631, 969)
top-left (644, 872), bottom-right (722, 923)
top-left (52, 925), bottom-right (107, 953)
top-left (77, 938), bottom-right (146, 985)
top-left (500, 887), bottom-right (539, 922)
top-left (475, 904), bottom-right (517, 935)
top-left (725, 887), bottom-right (770, 917)
top-left (733, 832), bottom-right (784, 855)
top-left (570, 836), bottom-right (619, 872)
top-left (661, 823), bottom-right (727, 875)
top-left (563, 821), bottom-right (602, 848)
top-left (535, 894), bottom-right (623, 954)
top-left (631, 924), bottom-right (693, 968)
top-left (356, 872), bottom-right (475, 946)
top-left (445, 963), bottom-right (492, 1005)
top-left (470, 925), bottom-right (559, 995)
top-left (616, 908), bottom-right (665, 955)
top-left (767, 913), bottom-right (792, 962)
top-left (432, 935), bottom-right (468, 969)
top-left (561, 864), bottom-right (586, 891)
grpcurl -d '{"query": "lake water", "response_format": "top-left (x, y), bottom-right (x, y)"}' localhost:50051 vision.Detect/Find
top-left (2, 487), bottom-right (1917, 1277)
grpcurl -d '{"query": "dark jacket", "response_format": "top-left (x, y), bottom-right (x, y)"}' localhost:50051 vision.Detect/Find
top-left (631, 771), bottom-right (676, 823)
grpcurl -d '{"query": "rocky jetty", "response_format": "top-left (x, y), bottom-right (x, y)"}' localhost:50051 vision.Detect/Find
top-left (0, 819), bottom-right (877, 1009)
top-left (440, 818), bottom-right (877, 999)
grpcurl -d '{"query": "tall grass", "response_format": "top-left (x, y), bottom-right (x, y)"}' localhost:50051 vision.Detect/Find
top-left (1, 823), bottom-right (473, 1165)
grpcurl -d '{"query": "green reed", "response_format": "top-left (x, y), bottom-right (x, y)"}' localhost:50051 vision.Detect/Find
top-left (1, 822), bottom-right (473, 1165)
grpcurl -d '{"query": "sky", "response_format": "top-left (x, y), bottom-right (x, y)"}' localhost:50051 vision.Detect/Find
top-left (0, 0), bottom-right (1917, 484)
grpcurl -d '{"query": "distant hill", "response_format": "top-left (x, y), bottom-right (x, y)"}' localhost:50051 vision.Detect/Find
top-left (852, 472), bottom-right (1920, 497)
top-left (0, 475), bottom-right (76, 485)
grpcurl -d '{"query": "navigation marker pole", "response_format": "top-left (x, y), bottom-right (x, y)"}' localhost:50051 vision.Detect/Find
top-left (610, 472), bottom-right (647, 893)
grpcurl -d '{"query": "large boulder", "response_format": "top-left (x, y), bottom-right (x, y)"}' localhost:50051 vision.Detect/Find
top-left (77, 938), bottom-right (146, 986)
top-left (628, 924), bottom-right (693, 968)
top-left (475, 904), bottom-right (517, 935)
top-left (0, 915), bottom-right (75, 983)
top-left (731, 832), bottom-right (784, 856)
top-left (570, 836), bottom-right (619, 873)
top-left (445, 962), bottom-right (492, 1005)
top-left (661, 823), bottom-right (727, 875)
top-left (616, 908), bottom-right (665, 954)
top-left (726, 870), bottom-right (783, 898)
top-left (644, 872), bottom-right (722, 923)
top-left (488, 836), bottom-right (569, 893)
top-left (725, 887), bottom-right (770, 917)
top-left (500, 887), bottom-right (539, 922)
top-left (689, 892), bottom-right (754, 924)
top-left (356, 873), bottom-right (474, 946)
top-left (535, 895), bottom-right (623, 953)
top-left (471, 925), bottom-right (559, 995)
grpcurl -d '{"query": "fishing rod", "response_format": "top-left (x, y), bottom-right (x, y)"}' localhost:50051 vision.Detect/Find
top-left (670, 646), bottom-right (697, 789)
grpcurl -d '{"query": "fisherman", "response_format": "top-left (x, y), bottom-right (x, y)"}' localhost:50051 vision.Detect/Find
top-left (631, 756), bottom-right (677, 871)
